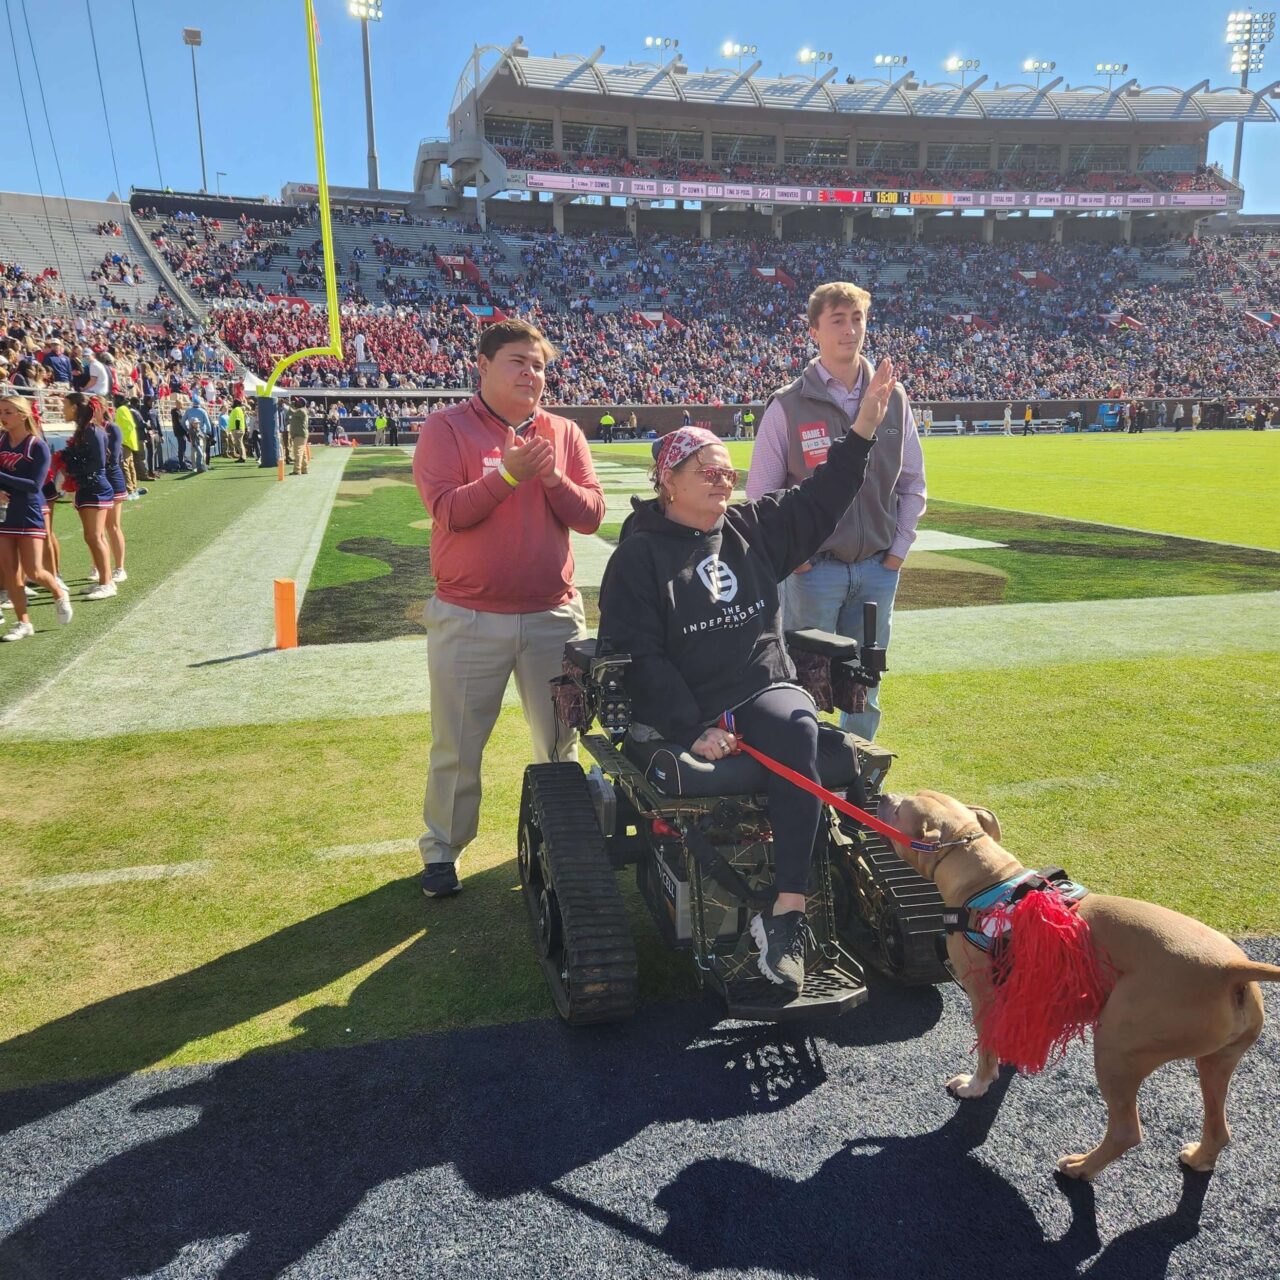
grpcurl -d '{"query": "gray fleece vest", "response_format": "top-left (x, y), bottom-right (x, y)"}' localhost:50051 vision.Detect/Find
top-left (768, 355), bottom-right (907, 564)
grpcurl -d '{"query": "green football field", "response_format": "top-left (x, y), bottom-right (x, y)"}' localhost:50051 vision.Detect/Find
top-left (2, 433), bottom-right (1278, 1093)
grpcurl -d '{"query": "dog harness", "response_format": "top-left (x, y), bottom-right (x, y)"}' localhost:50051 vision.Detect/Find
top-left (942, 868), bottom-right (1089, 953)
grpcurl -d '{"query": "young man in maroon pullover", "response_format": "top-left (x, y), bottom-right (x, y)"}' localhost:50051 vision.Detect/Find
top-left (412, 319), bottom-right (604, 897)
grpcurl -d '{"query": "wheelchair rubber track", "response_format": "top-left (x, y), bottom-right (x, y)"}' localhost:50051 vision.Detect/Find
top-left (839, 799), bottom-right (950, 985)
top-left (526, 764), bottom-right (639, 1025)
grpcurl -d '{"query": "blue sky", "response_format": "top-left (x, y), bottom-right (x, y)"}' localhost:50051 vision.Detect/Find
top-left (1, 0), bottom-right (1276, 210)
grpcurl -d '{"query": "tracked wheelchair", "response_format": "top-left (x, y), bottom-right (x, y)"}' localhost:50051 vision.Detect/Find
top-left (516, 604), bottom-right (950, 1026)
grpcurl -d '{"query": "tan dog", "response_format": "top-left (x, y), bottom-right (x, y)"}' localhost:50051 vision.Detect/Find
top-left (878, 788), bottom-right (1280, 1181)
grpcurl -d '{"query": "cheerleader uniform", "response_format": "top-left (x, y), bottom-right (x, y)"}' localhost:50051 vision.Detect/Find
top-left (70, 428), bottom-right (116, 510)
top-left (104, 419), bottom-right (128, 502)
top-left (0, 431), bottom-right (51, 538)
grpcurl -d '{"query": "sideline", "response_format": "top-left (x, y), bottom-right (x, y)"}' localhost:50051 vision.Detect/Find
top-left (0, 450), bottom-right (350, 740)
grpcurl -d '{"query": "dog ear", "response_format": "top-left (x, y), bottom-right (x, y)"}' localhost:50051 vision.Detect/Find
top-left (967, 805), bottom-right (1001, 843)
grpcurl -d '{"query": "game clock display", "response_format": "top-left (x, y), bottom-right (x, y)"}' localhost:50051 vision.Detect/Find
top-left (816, 188), bottom-right (954, 206)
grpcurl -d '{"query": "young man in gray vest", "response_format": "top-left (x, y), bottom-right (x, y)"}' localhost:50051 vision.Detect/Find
top-left (745, 281), bottom-right (927, 741)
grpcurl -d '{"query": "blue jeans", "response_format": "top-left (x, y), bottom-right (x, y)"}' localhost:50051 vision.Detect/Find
top-left (783, 553), bottom-right (900, 741)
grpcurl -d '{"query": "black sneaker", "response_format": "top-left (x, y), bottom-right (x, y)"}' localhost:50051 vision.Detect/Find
top-left (749, 910), bottom-right (809, 995)
top-left (421, 863), bottom-right (462, 898)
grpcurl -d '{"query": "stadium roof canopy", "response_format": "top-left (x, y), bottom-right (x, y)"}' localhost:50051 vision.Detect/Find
top-left (464, 44), bottom-right (1280, 125)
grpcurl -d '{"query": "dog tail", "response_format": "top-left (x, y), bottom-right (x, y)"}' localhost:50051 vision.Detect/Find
top-left (1227, 960), bottom-right (1280, 984)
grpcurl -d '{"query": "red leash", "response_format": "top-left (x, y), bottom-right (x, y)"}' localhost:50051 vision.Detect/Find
top-left (718, 714), bottom-right (941, 854)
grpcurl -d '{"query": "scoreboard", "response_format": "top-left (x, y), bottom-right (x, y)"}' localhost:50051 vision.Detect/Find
top-left (817, 189), bottom-right (953, 206)
top-left (518, 171), bottom-right (1238, 211)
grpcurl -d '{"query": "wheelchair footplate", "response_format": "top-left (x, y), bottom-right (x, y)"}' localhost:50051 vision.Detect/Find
top-left (685, 812), bottom-right (868, 1023)
top-left (710, 953), bottom-right (869, 1023)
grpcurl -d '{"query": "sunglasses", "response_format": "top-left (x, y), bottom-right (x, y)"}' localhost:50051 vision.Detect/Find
top-left (693, 465), bottom-right (738, 487)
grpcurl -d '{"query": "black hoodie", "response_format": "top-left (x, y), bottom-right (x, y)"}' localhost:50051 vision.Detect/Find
top-left (597, 429), bottom-right (875, 749)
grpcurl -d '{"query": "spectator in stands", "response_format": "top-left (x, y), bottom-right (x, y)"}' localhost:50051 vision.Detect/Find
top-left (41, 338), bottom-right (72, 385)
top-left (411, 318), bottom-right (604, 898)
top-left (79, 345), bottom-right (110, 396)
top-left (746, 281), bottom-right (925, 742)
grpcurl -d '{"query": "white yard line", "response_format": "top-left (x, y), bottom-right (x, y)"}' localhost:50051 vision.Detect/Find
top-left (26, 861), bottom-right (213, 892)
top-left (316, 838), bottom-right (418, 861)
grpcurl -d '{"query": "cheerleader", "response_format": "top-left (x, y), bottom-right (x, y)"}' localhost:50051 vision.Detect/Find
top-left (0, 397), bottom-right (73, 640)
top-left (61, 395), bottom-right (116, 600)
top-left (94, 395), bottom-right (128, 585)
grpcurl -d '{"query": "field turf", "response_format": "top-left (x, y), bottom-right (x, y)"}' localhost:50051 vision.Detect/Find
top-left (2, 433), bottom-right (1278, 1091)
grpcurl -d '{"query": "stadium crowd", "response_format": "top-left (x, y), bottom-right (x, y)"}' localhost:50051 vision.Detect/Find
top-left (200, 227), bottom-right (1280, 403)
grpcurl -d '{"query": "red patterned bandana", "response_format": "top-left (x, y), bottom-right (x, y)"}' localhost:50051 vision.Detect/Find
top-left (655, 427), bottom-right (722, 488)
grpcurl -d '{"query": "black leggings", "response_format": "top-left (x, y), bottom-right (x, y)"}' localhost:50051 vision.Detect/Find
top-left (732, 685), bottom-right (821, 900)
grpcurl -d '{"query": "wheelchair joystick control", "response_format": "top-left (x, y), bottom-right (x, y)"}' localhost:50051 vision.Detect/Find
top-left (861, 602), bottom-right (886, 677)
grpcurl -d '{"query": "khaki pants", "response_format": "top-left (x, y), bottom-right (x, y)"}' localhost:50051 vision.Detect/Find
top-left (229, 429), bottom-right (246, 460)
top-left (419, 593), bottom-right (586, 867)
top-left (121, 451), bottom-right (138, 492)
top-left (291, 436), bottom-right (309, 472)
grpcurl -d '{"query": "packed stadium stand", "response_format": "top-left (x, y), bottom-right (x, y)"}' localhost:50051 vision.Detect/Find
top-left (4, 35), bottom-right (1279, 416)
top-left (5, 187), bottom-right (1279, 408)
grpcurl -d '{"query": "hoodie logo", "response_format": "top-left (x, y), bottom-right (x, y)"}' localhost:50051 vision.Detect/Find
top-left (697, 555), bottom-right (738, 603)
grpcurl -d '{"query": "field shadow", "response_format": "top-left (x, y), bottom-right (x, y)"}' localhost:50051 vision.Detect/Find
top-left (910, 504), bottom-right (1280, 610)
top-left (0, 878), bottom-right (424, 1129)
top-left (298, 536), bottom-right (434, 645)
top-left (0, 859), bottom-right (947, 1280)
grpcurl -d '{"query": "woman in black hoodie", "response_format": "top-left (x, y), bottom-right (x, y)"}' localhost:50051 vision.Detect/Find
top-left (597, 359), bottom-right (895, 995)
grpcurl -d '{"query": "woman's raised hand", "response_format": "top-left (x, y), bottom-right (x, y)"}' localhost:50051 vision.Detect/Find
top-left (852, 358), bottom-right (895, 439)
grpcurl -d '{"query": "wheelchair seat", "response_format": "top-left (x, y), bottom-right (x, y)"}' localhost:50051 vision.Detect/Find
top-left (624, 724), bottom-right (860, 799)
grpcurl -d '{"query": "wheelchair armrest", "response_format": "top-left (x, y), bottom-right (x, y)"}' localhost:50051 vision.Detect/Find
top-left (563, 638), bottom-right (599, 675)
top-left (785, 628), bottom-right (860, 661)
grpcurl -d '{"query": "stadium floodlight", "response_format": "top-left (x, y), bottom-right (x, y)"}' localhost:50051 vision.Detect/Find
top-left (721, 40), bottom-right (758, 69)
top-left (944, 55), bottom-right (981, 85)
top-left (873, 54), bottom-right (909, 69)
top-left (1224, 9), bottom-right (1275, 184)
top-left (181, 29), bottom-right (208, 194)
top-left (798, 48), bottom-right (833, 76)
top-left (645, 36), bottom-right (679, 51)
top-left (1094, 60), bottom-right (1130, 88)
top-left (350, 1), bottom-right (385, 189)
top-left (1023, 57), bottom-right (1057, 86)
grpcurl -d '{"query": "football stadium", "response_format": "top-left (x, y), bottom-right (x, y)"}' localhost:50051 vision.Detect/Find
top-left (2, 2), bottom-right (1279, 1275)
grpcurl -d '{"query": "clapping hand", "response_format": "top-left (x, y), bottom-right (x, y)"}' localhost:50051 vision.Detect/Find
top-left (502, 432), bottom-right (555, 483)
top-left (852, 358), bottom-right (896, 440)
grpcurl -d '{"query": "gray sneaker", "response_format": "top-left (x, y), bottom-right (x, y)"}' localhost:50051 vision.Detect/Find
top-left (749, 910), bottom-right (810, 995)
